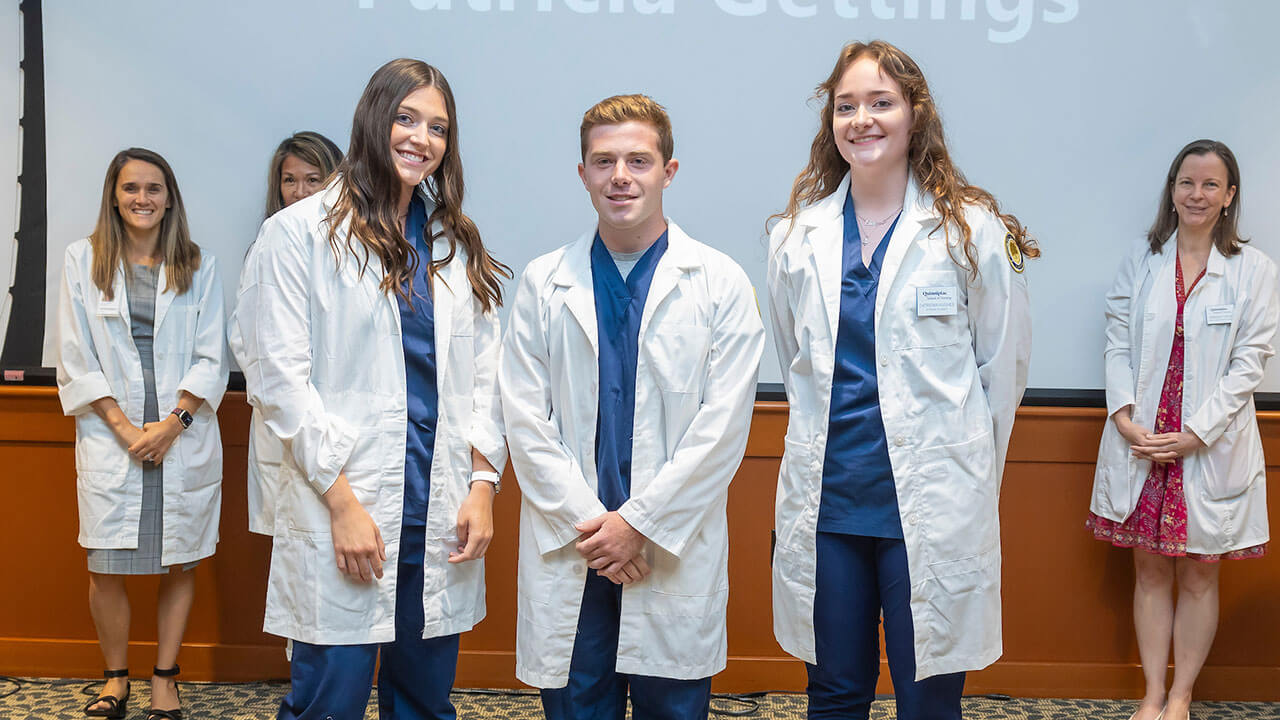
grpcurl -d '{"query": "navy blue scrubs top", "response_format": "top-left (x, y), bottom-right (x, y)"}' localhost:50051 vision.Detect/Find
top-left (398, 194), bottom-right (438, 529)
top-left (591, 230), bottom-right (668, 512)
top-left (817, 192), bottom-right (902, 538)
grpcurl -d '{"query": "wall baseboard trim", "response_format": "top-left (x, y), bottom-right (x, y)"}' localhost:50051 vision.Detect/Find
top-left (3, 640), bottom-right (1274, 701)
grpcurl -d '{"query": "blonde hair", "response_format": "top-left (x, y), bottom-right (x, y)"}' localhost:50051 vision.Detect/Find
top-left (90, 148), bottom-right (200, 300)
top-left (772, 40), bottom-right (1038, 277)
top-left (580, 94), bottom-right (674, 163)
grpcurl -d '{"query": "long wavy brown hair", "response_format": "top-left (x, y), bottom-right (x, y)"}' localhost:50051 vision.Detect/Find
top-left (90, 148), bottom-right (201, 300)
top-left (325, 58), bottom-right (510, 311)
top-left (1147, 139), bottom-right (1245, 257)
top-left (771, 40), bottom-right (1038, 277)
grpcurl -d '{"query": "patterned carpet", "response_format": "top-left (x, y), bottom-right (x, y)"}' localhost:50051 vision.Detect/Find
top-left (1, 678), bottom-right (1277, 720)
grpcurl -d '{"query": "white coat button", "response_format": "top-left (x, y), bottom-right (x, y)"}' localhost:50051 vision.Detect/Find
top-left (573, 564), bottom-right (585, 575)
top-left (908, 512), bottom-right (920, 525)
top-left (879, 354), bottom-right (889, 367)
top-left (893, 436), bottom-right (906, 447)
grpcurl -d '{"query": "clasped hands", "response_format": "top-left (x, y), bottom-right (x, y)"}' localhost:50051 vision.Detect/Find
top-left (117, 414), bottom-right (183, 464)
top-left (1116, 414), bottom-right (1205, 464)
top-left (575, 511), bottom-right (651, 585)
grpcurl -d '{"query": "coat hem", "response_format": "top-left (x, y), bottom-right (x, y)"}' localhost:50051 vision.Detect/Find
top-left (265, 620), bottom-right (396, 646)
top-left (914, 648), bottom-right (999, 681)
top-left (516, 664), bottom-right (568, 689)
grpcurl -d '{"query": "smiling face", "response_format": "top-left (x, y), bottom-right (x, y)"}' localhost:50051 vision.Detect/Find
top-left (578, 121), bottom-right (677, 248)
top-left (279, 153), bottom-right (326, 208)
top-left (1172, 152), bottom-right (1237, 235)
top-left (390, 85), bottom-right (449, 198)
top-left (832, 56), bottom-right (914, 174)
top-left (113, 159), bottom-right (170, 240)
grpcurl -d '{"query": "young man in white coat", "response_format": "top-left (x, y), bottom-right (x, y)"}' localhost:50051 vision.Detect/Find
top-left (500, 94), bottom-right (765, 720)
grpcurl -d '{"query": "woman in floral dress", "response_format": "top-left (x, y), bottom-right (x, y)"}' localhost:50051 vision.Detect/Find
top-left (1088, 139), bottom-right (1278, 720)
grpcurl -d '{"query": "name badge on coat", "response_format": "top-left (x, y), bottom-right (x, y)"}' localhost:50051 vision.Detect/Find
top-left (96, 298), bottom-right (121, 317)
top-left (1205, 304), bottom-right (1234, 325)
top-left (916, 286), bottom-right (957, 316)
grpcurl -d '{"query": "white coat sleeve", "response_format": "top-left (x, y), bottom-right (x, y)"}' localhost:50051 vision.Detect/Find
top-left (236, 217), bottom-right (357, 496)
top-left (1103, 246), bottom-right (1142, 418)
top-left (56, 246), bottom-right (114, 416)
top-left (176, 257), bottom-right (229, 409)
top-left (1185, 257), bottom-right (1280, 446)
top-left (767, 222), bottom-right (800, 399)
top-left (500, 267), bottom-right (607, 554)
top-left (469, 300), bottom-right (508, 473)
top-left (967, 220), bottom-right (1032, 484)
top-left (617, 264), bottom-right (765, 558)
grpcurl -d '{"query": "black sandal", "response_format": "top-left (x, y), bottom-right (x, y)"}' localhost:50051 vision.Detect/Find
top-left (147, 664), bottom-right (183, 720)
top-left (83, 668), bottom-right (130, 719)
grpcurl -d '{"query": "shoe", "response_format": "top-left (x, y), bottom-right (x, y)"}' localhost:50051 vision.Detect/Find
top-left (83, 668), bottom-right (130, 719)
top-left (146, 665), bottom-right (183, 720)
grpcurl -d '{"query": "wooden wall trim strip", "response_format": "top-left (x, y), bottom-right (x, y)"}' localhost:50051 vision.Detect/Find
top-left (2, 389), bottom-right (1275, 700)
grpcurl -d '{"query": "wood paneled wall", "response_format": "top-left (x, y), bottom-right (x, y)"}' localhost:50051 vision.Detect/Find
top-left (1, 389), bottom-right (1276, 699)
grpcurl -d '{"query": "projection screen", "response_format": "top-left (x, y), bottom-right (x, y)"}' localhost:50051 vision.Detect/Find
top-left (21, 0), bottom-right (1280, 390)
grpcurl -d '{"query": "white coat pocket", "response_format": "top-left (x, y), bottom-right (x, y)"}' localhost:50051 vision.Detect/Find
top-left (1090, 419), bottom-right (1134, 522)
top-left (914, 432), bottom-right (998, 568)
top-left (893, 271), bottom-right (964, 350)
top-left (1196, 417), bottom-right (1263, 501)
top-left (645, 323), bottom-right (711, 394)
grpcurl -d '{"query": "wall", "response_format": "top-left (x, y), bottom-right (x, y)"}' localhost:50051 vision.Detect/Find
top-left (1, 389), bottom-right (1276, 698)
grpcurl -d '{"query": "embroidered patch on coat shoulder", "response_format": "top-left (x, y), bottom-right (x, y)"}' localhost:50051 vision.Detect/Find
top-left (1005, 232), bottom-right (1025, 273)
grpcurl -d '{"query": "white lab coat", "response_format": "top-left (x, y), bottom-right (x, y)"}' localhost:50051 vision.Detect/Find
top-left (1090, 237), bottom-right (1276, 554)
top-left (234, 184), bottom-right (507, 645)
top-left (56, 238), bottom-right (228, 566)
top-left (500, 222), bottom-right (764, 687)
top-left (768, 175), bottom-right (1031, 680)
top-left (227, 237), bottom-right (285, 536)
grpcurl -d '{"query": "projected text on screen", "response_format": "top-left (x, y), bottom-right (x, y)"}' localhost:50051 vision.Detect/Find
top-left (357, 0), bottom-right (1079, 43)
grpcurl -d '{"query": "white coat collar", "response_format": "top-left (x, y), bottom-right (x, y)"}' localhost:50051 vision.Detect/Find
top-left (1147, 232), bottom-right (1228, 283)
top-left (551, 220), bottom-right (702, 357)
top-left (317, 178), bottom-right (459, 364)
top-left (804, 172), bottom-right (937, 345)
top-left (102, 258), bottom-right (178, 334)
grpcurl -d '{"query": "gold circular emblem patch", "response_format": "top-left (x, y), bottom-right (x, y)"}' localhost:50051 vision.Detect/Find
top-left (1005, 233), bottom-right (1024, 273)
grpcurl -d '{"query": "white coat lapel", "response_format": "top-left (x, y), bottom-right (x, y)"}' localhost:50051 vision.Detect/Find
top-left (153, 261), bottom-right (176, 335)
top-left (1143, 242), bottom-right (1176, 316)
top-left (796, 176), bottom-right (849, 347)
top-left (553, 231), bottom-right (600, 357)
top-left (875, 179), bottom-right (933, 325)
top-left (99, 265), bottom-right (130, 324)
top-left (431, 236), bottom-right (458, 379)
top-left (639, 221), bottom-right (700, 332)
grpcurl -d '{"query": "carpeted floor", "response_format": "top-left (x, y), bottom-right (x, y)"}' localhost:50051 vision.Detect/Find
top-left (1, 678), bottom-right (1277, 720)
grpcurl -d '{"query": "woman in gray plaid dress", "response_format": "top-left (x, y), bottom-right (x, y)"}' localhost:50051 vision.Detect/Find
top-left (56, 148), bottom-right (227, 719)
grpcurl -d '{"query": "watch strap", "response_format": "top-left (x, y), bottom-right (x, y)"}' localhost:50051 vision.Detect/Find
top-left (469, 470), bottom-right (501, 495)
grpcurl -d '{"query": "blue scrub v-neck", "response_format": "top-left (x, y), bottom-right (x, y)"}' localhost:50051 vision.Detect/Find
top-left (818, 191), bottom-right (902, 538)
top-left (591, 230), bottom-right (668, 512)
top-left (398, 193), bottom-right (438, 529)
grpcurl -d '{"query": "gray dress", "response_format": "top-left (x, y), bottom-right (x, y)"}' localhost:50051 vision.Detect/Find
top-left (87, 264), bottom-right (197, 575)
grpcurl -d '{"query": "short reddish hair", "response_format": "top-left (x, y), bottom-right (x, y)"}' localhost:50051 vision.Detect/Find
top-left (579, 94), bottom-right (674, 163)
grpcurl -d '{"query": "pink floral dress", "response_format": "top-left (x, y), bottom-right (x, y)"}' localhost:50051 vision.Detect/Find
top-left (1088, 255), bottom-right (1268, 562)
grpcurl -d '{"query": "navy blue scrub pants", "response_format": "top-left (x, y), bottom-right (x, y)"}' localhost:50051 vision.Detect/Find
top-left (805, 532), bottom-right (965, 720)
top-left (278, 526), bottom-right (461, 720)
top-left (541, 569), bottom-right (712, 720)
